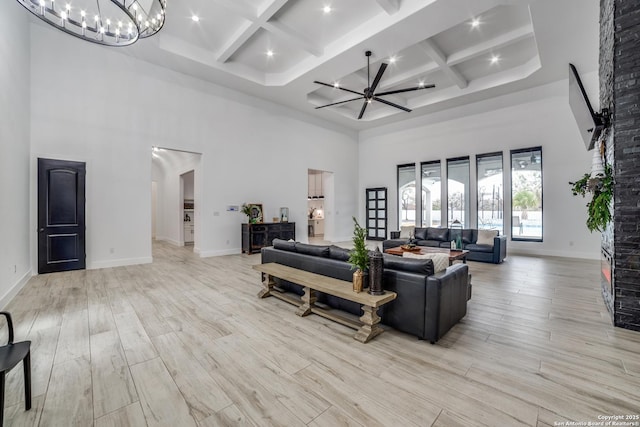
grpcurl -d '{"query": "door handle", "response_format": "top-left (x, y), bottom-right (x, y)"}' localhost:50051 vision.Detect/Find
top-left (39, 228), bottom-right (44, 232)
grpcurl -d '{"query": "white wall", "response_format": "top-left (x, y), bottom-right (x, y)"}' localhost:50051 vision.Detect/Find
top-left (359, 77), bottom-right (601, 259)
top-left (29, 24), bottom-right (359, 268)
top-left (0, 2), bottom-right (32, 306)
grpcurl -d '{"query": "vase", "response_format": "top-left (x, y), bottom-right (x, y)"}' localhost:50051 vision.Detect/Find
top-left (353, 270), bottom-right (364, 293)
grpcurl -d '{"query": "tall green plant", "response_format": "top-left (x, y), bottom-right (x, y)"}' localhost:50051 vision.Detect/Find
top-left (348, 217), bottom-right (369, 272)
top-left (569, 164), bottom-right (613, 232)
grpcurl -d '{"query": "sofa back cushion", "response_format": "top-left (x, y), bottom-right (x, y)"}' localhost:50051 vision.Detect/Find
top-left (461, 229), bottom-right (477, 244)
top-left (328, 245), bottom-right (351, 261)
top-left (295, 243), bottom-right (330, 257)
top-left (272, 238), bottom-right (296, 252)
top-left (426, 227), bottom-right (450, 241)
top-left (402, 252), bottom-right (449, 273)
top-left (476, 229), bottom-right (498, 246)
top-left (413, 228), bottom-right (428, 240)
top-left (383, 254), bottom-right (434, 276)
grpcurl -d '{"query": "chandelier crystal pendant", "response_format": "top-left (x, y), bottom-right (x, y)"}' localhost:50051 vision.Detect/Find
top-left (15, 0), bottom-right (167, 47)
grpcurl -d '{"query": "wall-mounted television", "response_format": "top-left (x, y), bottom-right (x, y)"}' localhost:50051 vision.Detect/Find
top-left (569, 63), bottom-right (608, 151)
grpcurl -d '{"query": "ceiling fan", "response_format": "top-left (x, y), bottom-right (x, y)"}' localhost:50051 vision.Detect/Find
top-left (314, 51), bottom-right (435, 119)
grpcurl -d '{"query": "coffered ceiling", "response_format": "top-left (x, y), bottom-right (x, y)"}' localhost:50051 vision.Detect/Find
top-left (77, 0), bottom-right (599, 130)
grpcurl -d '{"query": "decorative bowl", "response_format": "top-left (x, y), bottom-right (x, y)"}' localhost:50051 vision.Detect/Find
top-left (400, 244), bottom-right (420, 252)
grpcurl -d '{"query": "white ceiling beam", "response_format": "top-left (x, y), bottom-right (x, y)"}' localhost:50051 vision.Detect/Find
top-left (377, 62), bottom-right (440, 90)
top-left (217, 21), bottom-right (262, 63)
top-left (420, 39), bottom-right (468, 89)
top-left (217, 0), bottom-right (290, 63)
top-left (375, 0), bottom-right (400, 15)
top-left (447, 24), bottom-right (533, 66)
top-left (263, 21), bottom-right (323, 57)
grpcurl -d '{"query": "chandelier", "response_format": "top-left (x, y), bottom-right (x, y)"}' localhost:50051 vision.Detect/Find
top-left (15, 0), bottom-right (167, 47)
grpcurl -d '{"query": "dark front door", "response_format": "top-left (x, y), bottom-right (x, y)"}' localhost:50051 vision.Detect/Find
top-left (38, 158), bottom-right (86, 274)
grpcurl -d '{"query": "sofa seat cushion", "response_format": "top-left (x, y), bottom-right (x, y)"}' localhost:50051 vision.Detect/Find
top-left (415, 240), bottom-right (440, 248)
top-left (426, 227), bottom-right (450, 241)
top-left (464, 243), bottom-right (494, 253)
top-left (403, 252), bottom-right (449, 273)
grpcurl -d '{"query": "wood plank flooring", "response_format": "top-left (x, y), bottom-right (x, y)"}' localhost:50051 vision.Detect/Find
top-left (2, 241), bottom-right (639, 426)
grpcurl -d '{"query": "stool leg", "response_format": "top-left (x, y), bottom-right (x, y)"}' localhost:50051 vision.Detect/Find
top-left (24, 351), bottom-right (31, 411)
top-left (0, 371), bottom-right (5, 426)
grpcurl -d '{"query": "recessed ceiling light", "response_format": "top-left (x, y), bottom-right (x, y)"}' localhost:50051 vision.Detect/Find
top-left (471, 18), bottom-right (480, 28)
top-left (389, 56), bottom-right (397, 64)
top-left (266, 50), bottom-right (274, 57)
top-left (418, 81), bottom-right (425, 87)
top-left (323, 5), bottom-right (332, 14)
top-left (191, 15), bottom-right (200, 22)
top-left (490, 54), bottom-right (500, 64)
top-left (333, 82), bottom-right (340, 88)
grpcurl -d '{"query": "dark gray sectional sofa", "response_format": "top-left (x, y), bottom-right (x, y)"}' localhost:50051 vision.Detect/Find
top-left (261, 239), bottom-right (470, 343)
top-left (383, 227), bottom-right (507, 264)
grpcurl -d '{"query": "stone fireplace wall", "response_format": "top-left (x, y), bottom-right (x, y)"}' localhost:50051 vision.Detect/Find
top-left (600, 0), bottom-right (640, 331)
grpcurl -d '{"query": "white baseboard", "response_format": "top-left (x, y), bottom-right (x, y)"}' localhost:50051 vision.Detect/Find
top-left (88, 257), bottom-right (153, 269)
top-left (198, 248), bottom-right (242, 257)
top-left (0, 269), bottom-right (33, 309)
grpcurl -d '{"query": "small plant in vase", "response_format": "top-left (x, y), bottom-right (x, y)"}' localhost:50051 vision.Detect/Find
top-left (241, 203), bottom-right (256, 224)
top-left (348, 217), bottom-right (370, 293)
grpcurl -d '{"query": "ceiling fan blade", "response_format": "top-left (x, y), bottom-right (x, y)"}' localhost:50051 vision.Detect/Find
top-left (313, 81), bottom-right (364, 97)
top-left (376, 84), bottom-right (435, 97)
top-left (357, 100), bottom-right (369, 120)
top-left (315, 96), bottom-right (365, 109)
top-left (374, 96), bottom-right (412, 113)
top-left (369, 63), bottom-right (388, 94)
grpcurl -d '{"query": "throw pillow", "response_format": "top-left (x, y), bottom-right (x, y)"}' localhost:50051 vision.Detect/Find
top-left (399, 225), bottom-right (415, 239)
top-left (476, 229), bottom-right (498, 246)
top-left (403, 252), bottom-right (449, 273)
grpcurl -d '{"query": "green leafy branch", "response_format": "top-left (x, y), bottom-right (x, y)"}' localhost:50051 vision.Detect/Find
top-left (569, 164), bottom-right (613, 232)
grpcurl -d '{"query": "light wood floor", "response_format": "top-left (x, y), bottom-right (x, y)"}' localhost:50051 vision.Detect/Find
top-left (3, 241), bottom-right (640, 426)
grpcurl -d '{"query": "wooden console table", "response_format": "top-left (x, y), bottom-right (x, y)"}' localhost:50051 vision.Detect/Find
top-left (252, 263), bottom-right (397, 343)
top-left (242, 222), bottom-right (295, 254)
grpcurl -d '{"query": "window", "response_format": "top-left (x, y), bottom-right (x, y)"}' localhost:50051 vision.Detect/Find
top-left (421, 161), bottom-right (442, 227)
top-left (447, 157), bottom-right (470, 228)
top-left (476, 152), bottom-right (504, 234)
top-left (397, 164), bottom-right (417, 228)
top-left (511, 147), bottom-right (543, 241)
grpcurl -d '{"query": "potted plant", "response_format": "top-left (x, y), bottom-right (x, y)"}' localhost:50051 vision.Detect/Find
top-left (348, 217), bottom-right (370, 293)
top-left (241, 203), bottom-right (256, 224)
top-left (569, 164), bottom-right (614, 232)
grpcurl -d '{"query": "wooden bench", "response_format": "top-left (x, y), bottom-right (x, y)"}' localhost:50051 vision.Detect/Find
top-left (252, 263), bottom-right (397, 343)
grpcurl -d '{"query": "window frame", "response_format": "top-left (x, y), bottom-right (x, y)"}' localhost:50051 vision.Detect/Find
top-left (510, 147), bottom-right (543, 242)
top-left (476, 151), bottom-right (504, 235)
top-left (397, 163), bottom-right (417, 229)
top-left (420, 160), bottom-right (442, 228)
top-left (446, 156), bottom-right (470, 228)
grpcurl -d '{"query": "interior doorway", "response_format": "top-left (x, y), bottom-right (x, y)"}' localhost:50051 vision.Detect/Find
top-left (151, 147), bottom-right (202, 252)
top-left (307, 169), bottom-right (334, 243)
